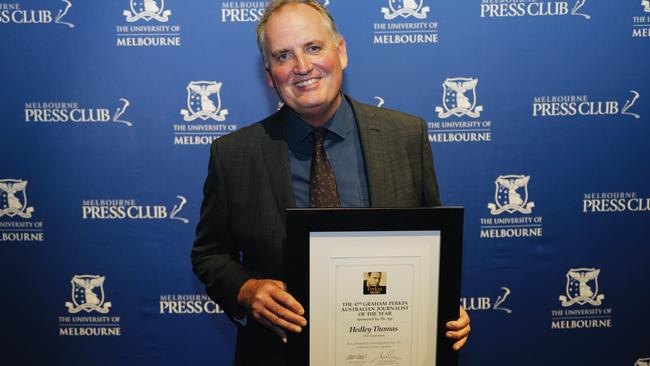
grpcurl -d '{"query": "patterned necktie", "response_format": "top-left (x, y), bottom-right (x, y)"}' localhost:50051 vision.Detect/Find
top-left (309, 128), bottom-right (340, 208)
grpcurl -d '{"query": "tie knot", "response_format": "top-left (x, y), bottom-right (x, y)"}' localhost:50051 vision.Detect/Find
top-left (313, 128), bottom-right (328, 146)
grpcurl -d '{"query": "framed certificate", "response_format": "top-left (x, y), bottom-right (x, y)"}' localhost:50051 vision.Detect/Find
top-left (286, 207), bottom-right (463, 366)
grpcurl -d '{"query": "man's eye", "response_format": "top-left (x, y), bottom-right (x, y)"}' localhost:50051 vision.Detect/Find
top-left (306, 45), bottom-right (321, 53)
top-left (275, 53), bottom-right (291, 62)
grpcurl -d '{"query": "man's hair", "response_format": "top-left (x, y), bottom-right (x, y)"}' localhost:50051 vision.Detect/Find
top-left (256, 0), bottom-right (342, 68)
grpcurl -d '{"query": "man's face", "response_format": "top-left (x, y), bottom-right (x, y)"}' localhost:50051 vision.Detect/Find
top-left (263, 4), bottom-right (347, 125)
top-left (367, 273), bottom-right (381, 287)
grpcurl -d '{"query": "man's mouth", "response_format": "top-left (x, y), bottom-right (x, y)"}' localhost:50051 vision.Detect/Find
top-left (294, 77), bottom-right (321, 87)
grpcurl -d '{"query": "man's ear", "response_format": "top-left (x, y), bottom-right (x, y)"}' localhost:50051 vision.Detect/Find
top-left (265, 68), bottom-right (275, 88)
top-left (338, 37), bottom-right (348, 70)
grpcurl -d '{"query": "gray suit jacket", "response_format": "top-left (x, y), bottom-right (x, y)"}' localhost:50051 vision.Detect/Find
top-left (191, 96), bottom-right (440, 365)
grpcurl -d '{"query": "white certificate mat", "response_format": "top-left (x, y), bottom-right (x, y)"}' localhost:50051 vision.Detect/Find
top-left (309, 231), bottom-right (441, 366)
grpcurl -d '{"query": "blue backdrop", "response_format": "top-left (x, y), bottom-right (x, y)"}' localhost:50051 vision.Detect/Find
top-left (2, 1), bottom-right (649, 365)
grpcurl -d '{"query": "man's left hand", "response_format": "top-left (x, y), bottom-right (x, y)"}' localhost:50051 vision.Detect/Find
top-left (445, 306), bottom-right (470, 351)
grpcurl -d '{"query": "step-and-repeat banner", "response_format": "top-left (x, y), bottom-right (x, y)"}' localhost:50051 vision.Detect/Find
top-left (2, 1), bottom-right (649, 365)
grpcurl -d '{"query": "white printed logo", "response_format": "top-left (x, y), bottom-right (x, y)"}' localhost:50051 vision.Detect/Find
top-left (493, 287), bottom-right (513, 313)
top-left (0, 179), bottom-right (35, 219)
top-left (462, 287), bottom-right (513, 313)
top-left (435, 78), bottom-right (483, 118)
top-left (643, 1), bottom-right (650, 12)
top-left (381, 0), bottom-right (429, 19)
top-left (571, 0), bottom-right (591, 19)
top-left (124, 0), bottom-right (171, 22)
top-left (488, 175), bottom-right (535, 215)
top-left (559, 268), bottom-right (605, 307)
top-left (113, 98), bottom-right (133, 126)
top-left (180, 81), bottom-right (229, 122)
top-left (374, 96), bottom-right (385, 108)
top-left (55, 0), bottom-right (74, 28)
top-left (636, 358), bottom-right (650, 366)
top-left (170, 195), bottom-right (189, 223)
top-left (65, 275), bottom-right (112, 314)
top-left (622, 90), bottom-right (641, 119)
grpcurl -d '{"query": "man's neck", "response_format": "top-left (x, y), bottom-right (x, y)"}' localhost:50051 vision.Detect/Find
top-left (298, 94), bottom-right (343, 128)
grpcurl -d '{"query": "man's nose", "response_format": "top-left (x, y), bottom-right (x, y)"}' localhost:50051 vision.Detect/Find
top-left (293, 52), bottom-right (313, 75)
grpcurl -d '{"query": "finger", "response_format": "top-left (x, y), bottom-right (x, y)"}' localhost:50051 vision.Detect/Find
top-left (446, 324), bottom-right (471, 340)
top-left (256, 314), bottom-right (289, 343)
top-left (446, 318), bottom-right (469, 330)
top-left (446, 308), bottom-right (469, 330)
top-left (257, 305), bottom-right (304, 333)
top-left (268, 299), bottom-right (307, 327)
top-left (271, 288), bottom-right (305, 316)
top-left (260, 290), bottom-right (306, 327)
top-left (269, 280), bottom-right (287, 291)
top-left (452, 335), bottom-right (468, 351)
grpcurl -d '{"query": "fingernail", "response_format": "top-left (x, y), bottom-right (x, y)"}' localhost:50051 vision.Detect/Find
top-left (445, 332), bottom-right (452, 338)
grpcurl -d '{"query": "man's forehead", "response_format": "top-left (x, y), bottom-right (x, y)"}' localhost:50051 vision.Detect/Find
top-left (264, 3), bottom-right (332, 49)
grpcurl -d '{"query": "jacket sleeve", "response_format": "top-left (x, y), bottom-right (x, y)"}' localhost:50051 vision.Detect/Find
top-left (420, 118), bottom-right (441, 207)
top-left (191, 141), bottom-right (255, 321)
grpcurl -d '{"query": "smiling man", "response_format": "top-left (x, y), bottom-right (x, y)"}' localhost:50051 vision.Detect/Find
top-left (191, 1), bottom-right (469, 365)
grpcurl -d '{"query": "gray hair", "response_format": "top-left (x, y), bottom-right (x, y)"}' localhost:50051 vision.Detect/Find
top-left (256, 0), bottom-right (342, 68)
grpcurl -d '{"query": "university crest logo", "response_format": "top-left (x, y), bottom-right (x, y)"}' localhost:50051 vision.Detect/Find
top-left (488, 175), bottom-right (535, 215)
top-left (0, 179), bottom-right (35, 219)
top-left (435, 78), bottom-right (483, 118)
top-left (643, 1), bottom-right (650, 12)
top-left (381, 0), bottom-right (430, 20)
top-left (180, 81), bottom-right (229, 122)
top-left (124, 0), bottom-right (171, 22)
top-left (65, 275), bottom-right (112, 314)
top-left (559, 268), bottom-right (605, 307)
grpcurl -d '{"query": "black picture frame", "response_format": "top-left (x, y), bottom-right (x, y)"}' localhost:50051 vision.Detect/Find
top-left (286, 207), bottom-right (464, 366)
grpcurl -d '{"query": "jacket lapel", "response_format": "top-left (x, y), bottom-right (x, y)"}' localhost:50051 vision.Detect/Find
top-left (260, 108), bottom-right (295, 224)
top-left (349, 97), bottom-right (390, 207)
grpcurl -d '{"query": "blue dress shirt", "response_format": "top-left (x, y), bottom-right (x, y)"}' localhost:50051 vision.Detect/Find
top-left (286, 97), bottom-right (370, 208)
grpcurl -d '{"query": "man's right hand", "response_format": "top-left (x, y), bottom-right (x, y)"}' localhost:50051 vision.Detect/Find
top-left (236, 279), bottom-right (307, 343)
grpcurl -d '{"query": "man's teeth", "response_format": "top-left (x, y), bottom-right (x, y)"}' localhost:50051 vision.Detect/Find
top-left (295, 78), bottom-right (319, 87)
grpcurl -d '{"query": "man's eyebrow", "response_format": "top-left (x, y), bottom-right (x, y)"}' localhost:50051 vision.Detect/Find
top-left (305, 40), bottom-right (324, 47)
top-left (270, 48), bottom-right (290, 57)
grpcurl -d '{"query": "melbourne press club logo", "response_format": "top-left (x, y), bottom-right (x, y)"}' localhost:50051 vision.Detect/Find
top-left (550, 268), bottom-right (613, 330)
top-left (428, 77), bottom-right (493, 143)
top-left (0, 0), bottom-right (74, 27)
top-left (480, 0), bottom-right (591, 20)
top-left (220, 0), bottom-right (266, 22)
top-left (632, 1), bottom-right (650, 38)
top-left (221, 0), bottom-right (331, 23)
top-left (479, 175), bottom-right (544, 239)
top-left (24, 98), bottom-right (133, 126)
top-left (0, 179), bottom-right (45, 243)
top-left (461, 286), bottom-right (513, 314)
top-left (583, 191), bottom-right (650, 213)
top-left (372, 0), bottom-right (439, 45)
top-left (159, 293), bottom-right (224, 315)
top-left (81, 196), bottom-right (189, 223)
top-left (532, 90), bottom-right (641, 119)
top-left (116, 0), bottom-right (181, 47)
top-left (173, 81), bottom-right (238, 145)
top-left (59, 275), bottom-right (122, 336)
